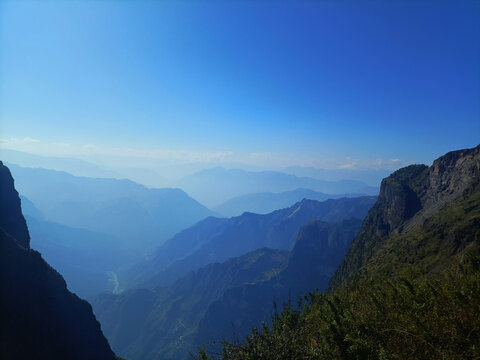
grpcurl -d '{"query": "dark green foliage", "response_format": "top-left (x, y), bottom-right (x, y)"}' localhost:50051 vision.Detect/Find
top-left (207, 259), bottom-right (479, 360)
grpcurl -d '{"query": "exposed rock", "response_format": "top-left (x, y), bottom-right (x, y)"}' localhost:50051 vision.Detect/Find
top-left (0, 161), bottom-right (30, 248)
top-left (330, 144), bottom-right (480, 289)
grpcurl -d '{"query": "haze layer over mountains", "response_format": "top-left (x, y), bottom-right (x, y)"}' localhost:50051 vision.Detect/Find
top-left (1, 149), bottom-right (381, 299)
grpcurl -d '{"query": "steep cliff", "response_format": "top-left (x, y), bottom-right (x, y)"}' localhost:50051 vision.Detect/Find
top-left (330, 144), bottom-right (480, 288)
top-left (0, 161), bottom-right (115, 360)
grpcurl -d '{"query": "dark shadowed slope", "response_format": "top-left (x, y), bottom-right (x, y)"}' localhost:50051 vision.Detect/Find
top-left (0, 164), bottom-right (30, 248)
top-left (213, 188), bottom-right (369, 217)
top-left (128, 196), bottom-right (376, 288)
top-left (0, 161), bottom-right (115, 360)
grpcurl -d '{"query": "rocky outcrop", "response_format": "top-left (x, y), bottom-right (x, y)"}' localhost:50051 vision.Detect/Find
top-left (0, 161), bottom-right (115, 360)
top-left (330, 144), bottom-right (480, 289)
top-left (408, 145), bottom-right (480, 227)
top-left (368, 164), bottom-right (428, 238)
top-left (0, 161), bottom-right (30, 248)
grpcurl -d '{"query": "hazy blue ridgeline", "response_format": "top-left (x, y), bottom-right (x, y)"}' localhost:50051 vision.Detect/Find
top-left (124, 196), bottom-right (376, 290)
top-left (176, 166), bottom-right (377, 208)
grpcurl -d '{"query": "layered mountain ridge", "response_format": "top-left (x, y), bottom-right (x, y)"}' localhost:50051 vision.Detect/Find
top-left (176, 167), bottom-right (377, 207)
top-left (92, 248), bottom-right (289, 360)
top-left (92, 217), bottom-right (363, 360)
top-left (196, 218), bottom-right (363, 351)
top-left (126, 196), bottom-right (376, 289)
top-left (212, 188), bottom-right (369, 217)
top-left (7, 163), bottom-right (214, 254)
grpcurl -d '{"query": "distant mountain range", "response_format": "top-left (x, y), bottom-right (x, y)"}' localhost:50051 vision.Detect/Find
top-left (92, 217), bottom-right (364, 360)
top-left (0, 161), bottom-right (116, 360)
top-left (282, 165), bottom-right (391, 186)
top-left (0, 148), bottom-right (121, 179)
top-left (125, 196), bottom-right (376, 289)
top-left (175, 167), bottom-right (378, 207)
top-left (213, 188), bottom-right (370, 217)
top-left (7, 164), bottom-right (214, 254)
top-left (0, 149), bottom-right (388, 193)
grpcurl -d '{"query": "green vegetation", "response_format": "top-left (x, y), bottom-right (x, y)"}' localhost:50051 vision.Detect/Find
top-left (201, 256), bottom-right (479, 359)
top-left (357, 184), bottom-right (480, 283)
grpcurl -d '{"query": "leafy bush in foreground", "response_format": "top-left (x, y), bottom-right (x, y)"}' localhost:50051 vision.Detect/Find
top-left (198, 256), bottom-right (480, 360)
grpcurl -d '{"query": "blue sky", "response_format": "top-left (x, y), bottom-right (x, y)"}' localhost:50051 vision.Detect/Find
top-left (0, 0), bottom-right (479, 170)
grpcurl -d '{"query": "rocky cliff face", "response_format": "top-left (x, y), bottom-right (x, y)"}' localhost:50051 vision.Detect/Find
top-left (366, 164), bottom-right (427, 238)
top-left (330, 144), bottom-right (480, 289)
top-left (410, 145), bottom-right (480, 225)
top-left (0, 161), bottom-right (115, 360)
top-left (0, 162), bottom-right (30, 248)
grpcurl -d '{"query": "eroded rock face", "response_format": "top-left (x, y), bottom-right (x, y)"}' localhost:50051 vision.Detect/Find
top-left (374, 164), bottom-right (428, 236)
top-left (422, 145), bottom-right (480, 212)
top-left (330, 144), bottom-right (480, 289)
top-left (362, 145), bottom-right (480, 238)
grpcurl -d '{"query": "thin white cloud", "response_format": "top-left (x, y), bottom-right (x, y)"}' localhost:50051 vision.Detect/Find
top-left (337, 157), bottom-right (409, 171)
top-left (0, 136), bottom-right (409, 171)
top-left (0, 137), bottom-right (40, 144)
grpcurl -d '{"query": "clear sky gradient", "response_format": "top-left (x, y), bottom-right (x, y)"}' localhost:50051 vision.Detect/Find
top-left (1, 0), bottom-right (479, 170)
